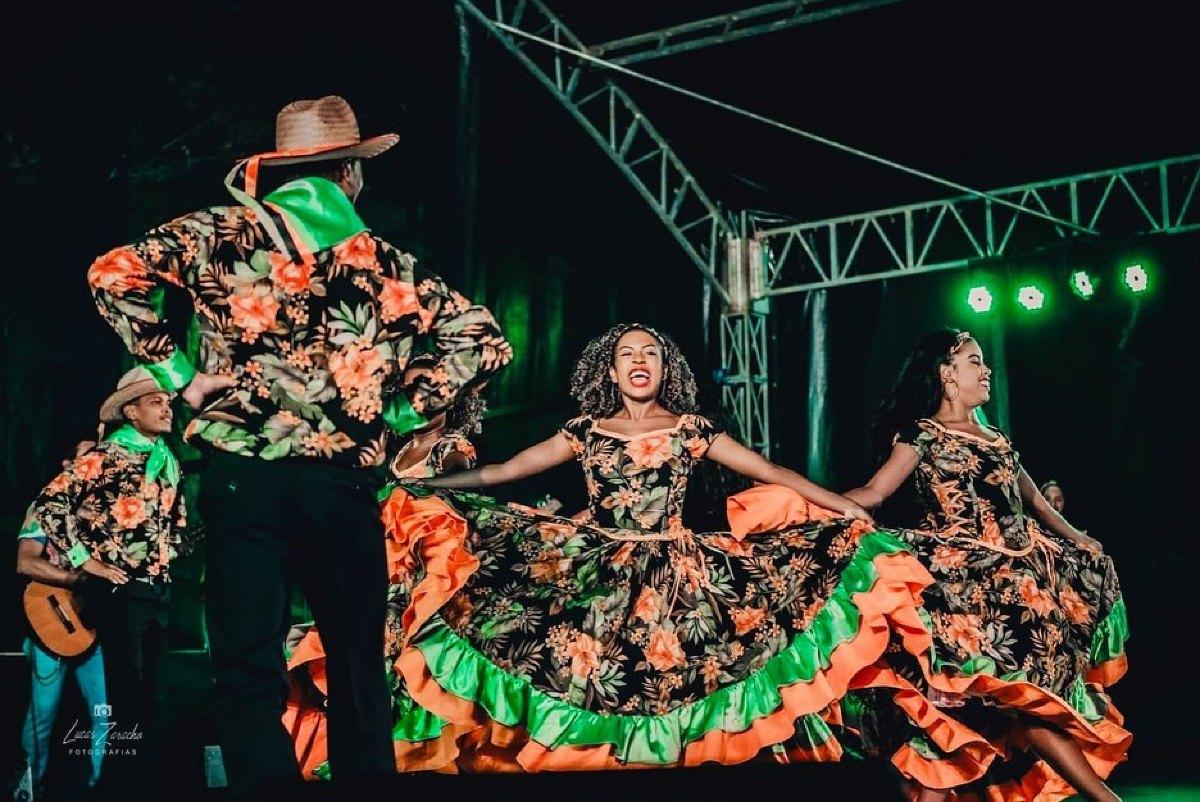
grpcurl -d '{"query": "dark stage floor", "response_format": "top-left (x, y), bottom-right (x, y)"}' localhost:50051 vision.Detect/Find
top-left (4, 650), bottom-right (1198, 801)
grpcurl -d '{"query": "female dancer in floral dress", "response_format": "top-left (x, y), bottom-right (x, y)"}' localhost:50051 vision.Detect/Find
top-left (843, 329), bottom-right (1129, 801)
top-left (378, 323), bottom-right (962, 775)
top-left (284, 383), bottom-right (484, 779)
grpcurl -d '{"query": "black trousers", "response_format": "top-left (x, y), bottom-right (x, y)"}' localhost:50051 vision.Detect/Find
top-left (200, 452), bottom-right (393, 794)
top-left (84, 579), bottom-right (170, 797)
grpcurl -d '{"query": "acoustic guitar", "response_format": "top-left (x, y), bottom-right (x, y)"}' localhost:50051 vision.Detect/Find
top-left (23, 580), bottom-right (96, 657)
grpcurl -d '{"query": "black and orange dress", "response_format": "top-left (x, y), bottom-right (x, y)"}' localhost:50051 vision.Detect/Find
top-left (854, 419), bottom-right (1130, 800)
top-left (381, 414), bottom-right (958, 774)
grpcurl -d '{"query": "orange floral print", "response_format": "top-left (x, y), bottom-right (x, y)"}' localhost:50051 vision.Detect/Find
top-left (73, 453), bottom-right (105, 482)
top-left (567, 633), bottom-right (602, 678)
top-left (610, 542), bottom-right (636, 567)
top-left (1019, 575), bottom-right (1057, 617)
top-left (229, 285), bottom-right (281, 340)
top-left (530, 549), bottom-right (571, 583)
top-left (269, 253), bottom-right (313, 294)
top-left (633, 586), bottom-right (662, 623)
top-left (932, 544), bottom-right (968, 571)
top-left (1059, 585), bottom-right (1092, 625)
top-left (329, 345), bottom-right (385, 394)
top-left (644, 628), bottom-right (687, 672)
top-left (379, 278), bottom-right (425, 325)
top-left (333, 232), bottom-right (377, 270)
top-left (112, 496), bottom-right (148, 529)
top-left (626, 433), bottom-right (674, 470)
top-left (87, 248), bottom-right (154, 297)
top-left (943, 613), bottom-right (985, 655)
top-left (730, 606), bottom-right (766, 636)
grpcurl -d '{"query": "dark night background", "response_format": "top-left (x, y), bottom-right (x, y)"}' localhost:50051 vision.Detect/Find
top-left (1, 0), bottom-right (1196, 795)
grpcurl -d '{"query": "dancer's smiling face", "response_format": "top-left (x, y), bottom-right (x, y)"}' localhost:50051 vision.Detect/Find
top-left (609, 329), bottom-right (663, 403)
top-left (940, 338), bottom-right (992, 407)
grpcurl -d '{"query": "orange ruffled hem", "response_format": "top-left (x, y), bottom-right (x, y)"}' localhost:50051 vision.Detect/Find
top-left (886, 601), bottom-right (1131, 799)
top-left (1086, 653), bottom-right (1128, 687)
top-left (381, 487), bottom-right (478, 641)
top-left (283, 628), bottom-right (329, 779)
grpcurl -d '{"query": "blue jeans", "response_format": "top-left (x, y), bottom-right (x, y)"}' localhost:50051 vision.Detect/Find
top-left (20, 638), bottom-right (108, 788)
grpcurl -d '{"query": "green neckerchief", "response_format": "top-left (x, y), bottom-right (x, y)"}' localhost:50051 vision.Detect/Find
top-left (105, 424), bottom-right (180, 487)
top-left (262, 177), bottom-right (367, 253)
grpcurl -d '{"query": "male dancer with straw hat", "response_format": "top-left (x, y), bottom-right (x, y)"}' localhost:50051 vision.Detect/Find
top-left (85, 96), bottom-right (512, 794)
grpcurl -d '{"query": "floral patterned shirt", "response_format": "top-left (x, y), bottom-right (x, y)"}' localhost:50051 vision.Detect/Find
top-left (23, 442), bottom-right (191, 585)
top-left (88, 205), bottom-right (512, 467)
top-left (558, 414), bottom-right (723, 533)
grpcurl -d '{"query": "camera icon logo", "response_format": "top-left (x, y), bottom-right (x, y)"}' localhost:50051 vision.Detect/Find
top-left (94, 704), bottom-right (112, 717)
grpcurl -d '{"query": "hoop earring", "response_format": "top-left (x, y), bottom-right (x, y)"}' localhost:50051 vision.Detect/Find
top-left (943, 380), bottom-right (960, 401)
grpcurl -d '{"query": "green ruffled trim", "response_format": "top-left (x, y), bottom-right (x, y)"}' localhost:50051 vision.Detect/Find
top-left (397, 531), bottom-right (909, 765)
top-left (1089, 597), bottom-right (1128, 666)
top-left (392, 699), bottom-right (452, 742)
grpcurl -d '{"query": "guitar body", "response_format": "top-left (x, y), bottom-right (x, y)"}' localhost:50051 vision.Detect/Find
top-left (23, 581), bottom-right (96, 658)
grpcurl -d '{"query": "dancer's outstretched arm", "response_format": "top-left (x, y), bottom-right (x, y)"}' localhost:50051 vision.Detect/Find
top-left (1017, 469), bottom-right (1102, 553)
top-left (706, 434), bottom-right (873, 522)
top-left (842, 443), bottom-right (920, 510)
top-left (424, 433), bottom-right (576, 489)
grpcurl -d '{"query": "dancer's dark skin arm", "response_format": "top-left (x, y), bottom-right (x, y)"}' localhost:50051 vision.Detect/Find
top-left (706, 434), bottom-right (874, 522)
top-left (842, 444), bottom-right (921, 510)
top-left (425, 434), bottom-right (575, 489)
top-left (1017, 469), bottom-right (1102, 553)
top-left (16, 540), bottom-right (84, 588)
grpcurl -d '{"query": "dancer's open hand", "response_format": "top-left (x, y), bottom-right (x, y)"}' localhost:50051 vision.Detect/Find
top-left (1072, 531), bottom-right (1103, 555)
top-left (182, 372), bottom-right (237, 410)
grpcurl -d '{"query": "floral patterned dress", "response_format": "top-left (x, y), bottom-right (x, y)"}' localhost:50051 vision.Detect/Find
top-left (384, 414), bottom-right (943, 772)
top-left (852, 419), bottom-right (1130, 800)
top-left (284, 431), bottom-right (477, 780)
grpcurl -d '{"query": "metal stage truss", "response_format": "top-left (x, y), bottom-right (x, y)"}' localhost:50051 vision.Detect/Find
top-left (588, 0), bottom-right (901, 66)
top-left (460, 0), bottom-right (1197, 459)
top-left (756, 154), bottom-right (1200, 294)
top-left (459, 0), bottom-right (735, 302)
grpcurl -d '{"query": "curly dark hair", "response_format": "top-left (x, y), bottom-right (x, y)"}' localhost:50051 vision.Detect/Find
top-left (445, 391), bottom-right (487, 436)
top-left (569, 323), bottom-right (699, 418)
top-left (869, 328), bottom-right (967, 460)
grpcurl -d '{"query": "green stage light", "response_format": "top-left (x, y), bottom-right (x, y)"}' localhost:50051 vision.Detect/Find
top-left (967, 285), bottom-right (994, 313)
top-left (1017, 284), bottom-right (1045, 311)
top-left (1070, 270), bottom-right (1096, 299)
top-left (1123, 263), bottom-right (1149, 293)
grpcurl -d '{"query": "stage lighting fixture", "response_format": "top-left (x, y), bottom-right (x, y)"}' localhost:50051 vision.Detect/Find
top-left (1070, 270), bottom-right (1096, 299)
top-left (1123, 263), bottom-right (1149, 293)
top-left (1017, 285), bottom-right (1045, 311)
top-left (967, 285), bottom-right (994, 313)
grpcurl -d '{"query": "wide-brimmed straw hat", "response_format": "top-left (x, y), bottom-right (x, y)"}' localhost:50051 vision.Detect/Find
top-left (251, 95), bottom-right (399, 167)
top-left (98, 367), bottom-right (169, 423)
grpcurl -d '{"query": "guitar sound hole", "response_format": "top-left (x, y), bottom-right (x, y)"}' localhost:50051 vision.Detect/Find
top-left (48, 596), bottom-right (77, 635)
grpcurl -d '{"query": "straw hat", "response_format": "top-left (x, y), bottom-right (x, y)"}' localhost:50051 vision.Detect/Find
top-left (254, 95), bottom-right (399, 167)
top-left (99, 367), bottom-right (168, 423)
